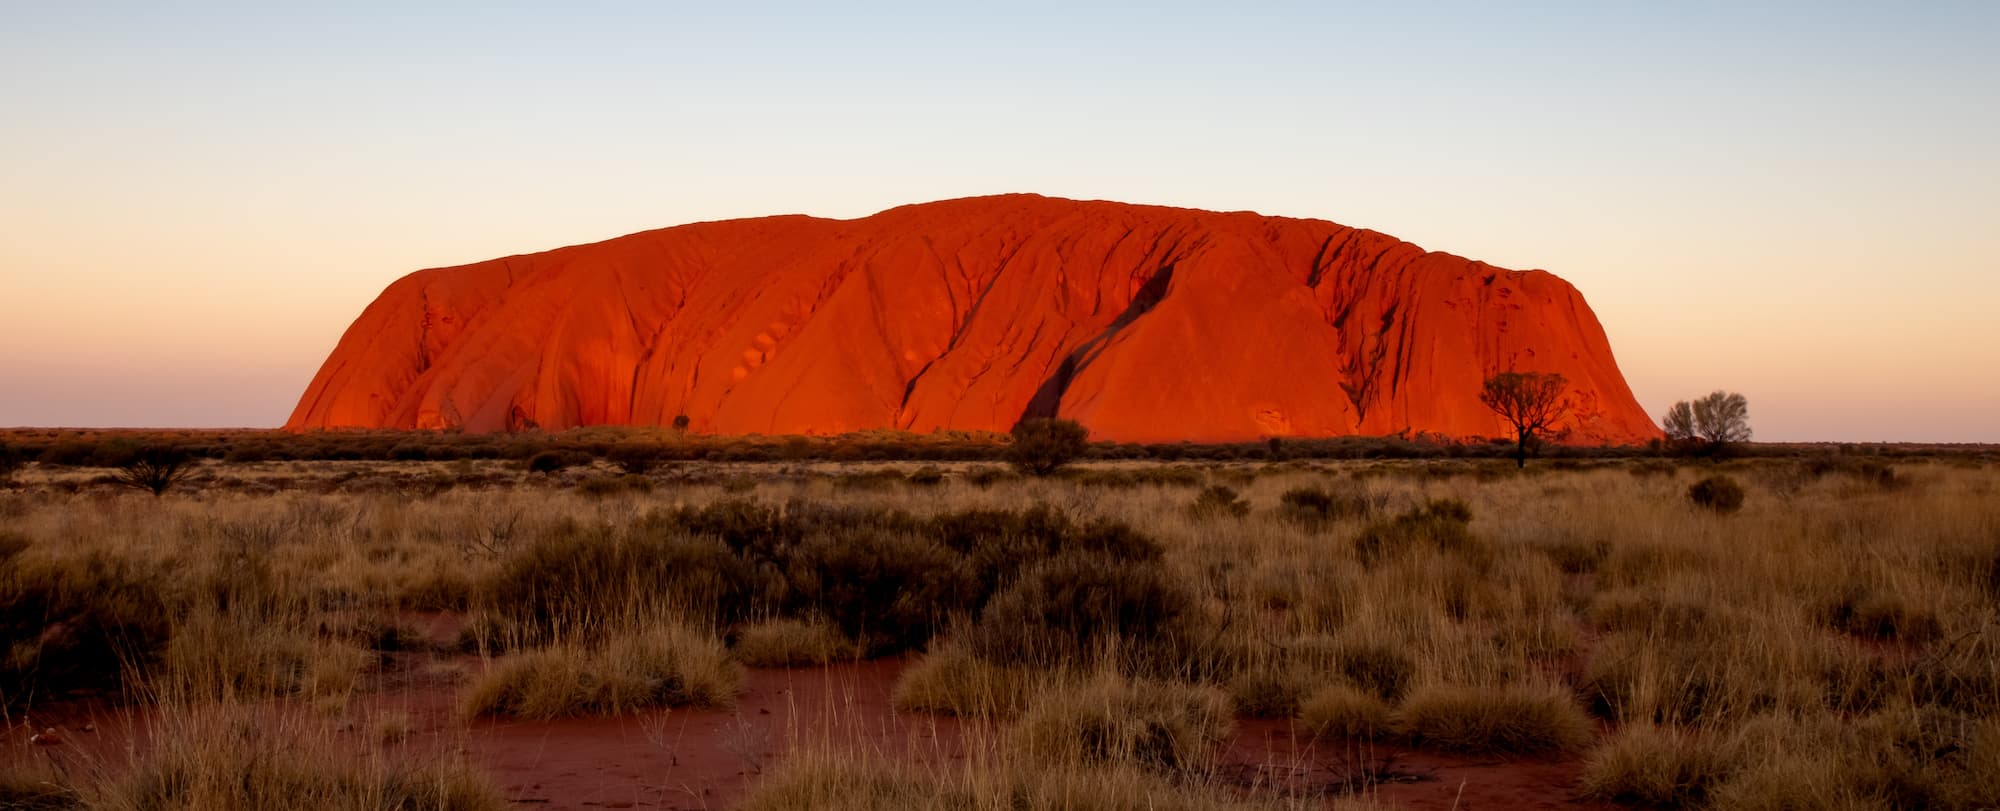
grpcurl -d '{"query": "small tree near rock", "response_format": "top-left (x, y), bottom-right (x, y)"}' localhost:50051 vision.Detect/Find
top-left (1478, 371), bottom-right (1569, 469)
top-left (1009, 418), bottom-right (1089, 476)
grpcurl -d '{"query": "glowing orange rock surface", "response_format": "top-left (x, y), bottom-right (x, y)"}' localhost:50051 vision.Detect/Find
top-left (287, 195), bottom-right (1657, 444)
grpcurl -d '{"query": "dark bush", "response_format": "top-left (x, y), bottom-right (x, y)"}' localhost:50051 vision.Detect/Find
top-left (963, 466), bottom-right (1017, 487)
top-left (483, 527), bottom-right (759, 636)
top-left (927, 505), bottom-right (1162, 612)
top-left (1687, 475), bottom-right (1746, 514)
top-left (0, 441), bottom-right (22, 484)
top-left (109, 445), bottom-right (194, 496)
top-left (1009, 418), bottom-right (1089, 476)
top-left (606, 445), bottom-right (662, 475)
top-left (971, 551), bottom-right (1200, 671)
top-left (906, 466), bottom-right (946, 487)
top-left (524, 450), bottom-right (589, 475)
top-left (777, 528), bottom-right (968, 655)
top-left (1353, 499), bottom-right (1477, 565)
top-left (387, 443), bottom-right (434, 461)
top-left (1331, 640), bottom-right (1417, 701)
top-left (1275, 484), bottom-right (1375, 527)
top-left (1, 548), bottom-right (171, 707)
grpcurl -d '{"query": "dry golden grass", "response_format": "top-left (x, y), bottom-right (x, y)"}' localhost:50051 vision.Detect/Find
top-left (1298, 683), bottom-right (1392, 740)
top-left (459, 621), bottom-right (738, 720)
top-left (1008, 674), bottom-right (1233, 773)
top-left (891, 641), bottom-right (1052, 719)
top-left (732, 617), bottom-right (858, 667)
top-left (1392, 682), bottom-right (1595, 755)
top-left (1, 452), bottom-right (1995, 807)
top-left (8, 704), bottom-right (502, 811)
top-left (1577, 724), bottom-right (1735, 806)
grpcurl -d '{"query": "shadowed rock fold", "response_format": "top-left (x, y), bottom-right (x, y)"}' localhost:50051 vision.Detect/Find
top-left (287, 195), bottom-right (1657, 444)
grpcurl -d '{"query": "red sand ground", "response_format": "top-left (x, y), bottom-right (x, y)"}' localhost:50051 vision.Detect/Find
top-left (12, 656), bottom-right (1617, 810)
top-left (288, 194), bottom-right (1658, 446)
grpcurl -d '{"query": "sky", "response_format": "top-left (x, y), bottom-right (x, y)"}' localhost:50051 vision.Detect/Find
top-left (1, 2), bottom-right (1995, 441)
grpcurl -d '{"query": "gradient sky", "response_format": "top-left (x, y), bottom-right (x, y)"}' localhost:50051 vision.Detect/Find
top-left (3, 2), bottom-right (1995, 441)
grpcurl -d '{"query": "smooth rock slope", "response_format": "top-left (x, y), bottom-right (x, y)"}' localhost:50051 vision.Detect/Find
top-left (287, 195), bottom-right (1657, 443)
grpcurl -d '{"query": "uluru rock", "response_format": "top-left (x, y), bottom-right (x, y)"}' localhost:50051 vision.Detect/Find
top-left (287, 195), bottom-right (1658, 444)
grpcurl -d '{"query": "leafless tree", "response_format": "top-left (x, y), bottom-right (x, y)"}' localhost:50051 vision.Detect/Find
top-left (1662, 390), bottom-right (1751, 454)
top-left (1479, 371), bottom-right (1569, 469)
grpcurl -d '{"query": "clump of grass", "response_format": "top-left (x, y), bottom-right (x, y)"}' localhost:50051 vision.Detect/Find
top-left (575, 473), bottom-right (653, 497)
top-left (1009, 675), bottom-right (1233, 773)
top-left (1299, 683), bottom-right (1392, 740)
top-left (95, 707), bottom-right (504, 810)
top-left (1687, 474), bottom-right (1745, 514)
top-left (1578, 724), bottom-right (1736, 807)
top-left (892, 642), bottom-right (1048, 718)
top-left (1226, 666), bottom-right (1314, 718)
top-left (1186, 485), bottom-right (1250, 520)
top-left (733, 618), bottom-right (855, 667)
top-left (1394, 682), bottom-right (1595, 755)
top-left (461, 623), bottom-right (739, 720)
top-left (1352, 498), bottom-right (1477, 565)
top-left (0, 763), bottom-right (76, 811)
top-left (1274, 483), bottom-right (1376, 527)
top-left (1291, 635), bottom-right (1415, 702)
top-left (160, 608), bottom-right (374, 701)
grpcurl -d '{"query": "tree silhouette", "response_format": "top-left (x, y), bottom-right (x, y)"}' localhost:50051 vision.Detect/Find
top-left (1479, 371), bottom-right (1569, 469)
top-left (1663, 390), bottom-right (1751, 455)
top-left (1009, 418), bottom-right (1089, 476)
top-left (112, 445), bottom-right (194, 496)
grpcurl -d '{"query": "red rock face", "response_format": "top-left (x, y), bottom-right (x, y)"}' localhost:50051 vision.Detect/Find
top-left (287, 195), bottom-right (1658, 444)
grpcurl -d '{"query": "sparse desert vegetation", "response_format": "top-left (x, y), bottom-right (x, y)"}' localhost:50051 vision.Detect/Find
top-left (1, 431), bottom-right (1996, 809)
